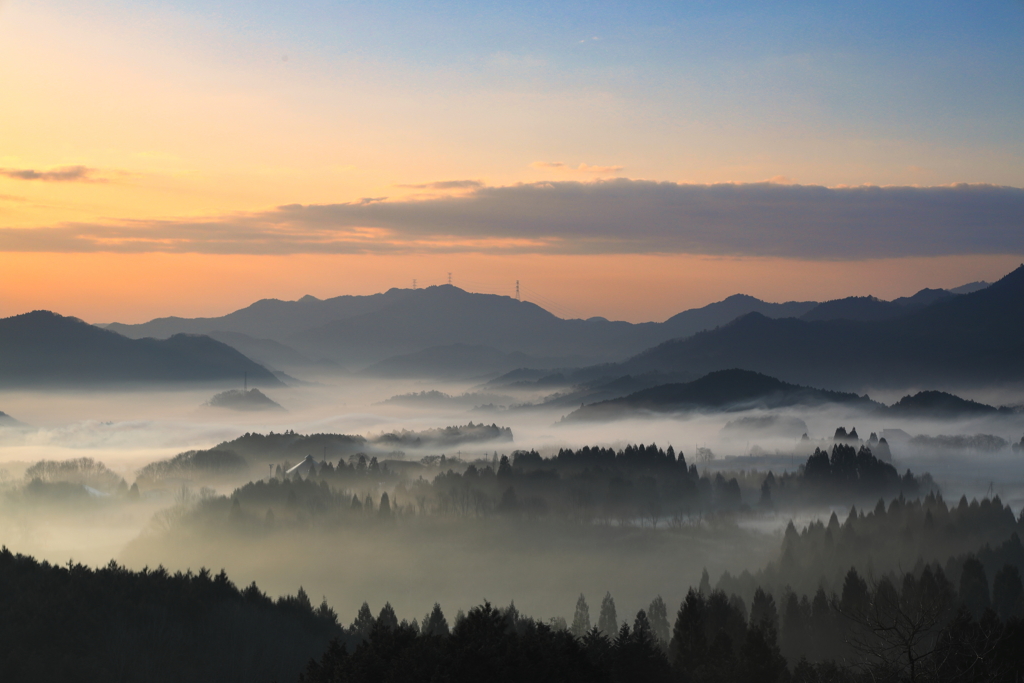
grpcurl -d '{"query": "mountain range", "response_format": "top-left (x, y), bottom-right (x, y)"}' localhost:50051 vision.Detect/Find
top-left (104, 286), bottom-right (820, 370)
top-left (562, 369), bottom-right (1018, 422)
top-left (0, 271), bottom-right (1006, 389)
top-left (611, 266), bottom-right (1022, 390)
top-left (562, 369), bottom-right (880, 421)
top-left (102, 279), bottom-right (991, 379)
top-left (0, 311), bottom-right (281, 388)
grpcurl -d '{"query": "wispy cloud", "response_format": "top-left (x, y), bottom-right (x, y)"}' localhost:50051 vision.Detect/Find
top-left (396, 180), bottom-right (484, 190)
top-left (2, 179), bottom-right (1022, 259)
top-left (0, 165), bottom-right (104, 182)
top-left (531, 161), bottom-right (624, 174)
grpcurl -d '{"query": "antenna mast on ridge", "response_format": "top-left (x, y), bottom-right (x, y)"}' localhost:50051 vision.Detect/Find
top-left (448, 272), bottom-right (452, 285)
top-left (515, 280), bottom-right (520, 300)
top-left (413, 278), bottom-right (417, 289)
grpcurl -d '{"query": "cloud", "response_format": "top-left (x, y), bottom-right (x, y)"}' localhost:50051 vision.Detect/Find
top-left (2, 179), bottom-right (1023, 259)
top-left (396, 180), bottom-right (484, 190)
top-left (0, 166), bottom-right (104, 182)
top-left (577, 163), bottom-right (624, 174)
top-left (531, 161), bottom-right (624, 174)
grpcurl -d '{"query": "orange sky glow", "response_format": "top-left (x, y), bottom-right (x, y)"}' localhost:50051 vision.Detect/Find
top-left (2, 1), bottom-right (1022, 325)
top-left (2, 252), bottom-right (1019, 325)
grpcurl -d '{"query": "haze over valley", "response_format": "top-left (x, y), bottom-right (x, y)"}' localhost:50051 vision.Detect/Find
top-left (3, 1), bottom-right (1024, 679)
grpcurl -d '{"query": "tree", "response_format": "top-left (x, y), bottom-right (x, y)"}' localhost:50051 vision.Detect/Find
top-left (736, 623), bottom-right (787, 683)
top-left (422, 603), bottom-right (450, 637)
top-left (780, 592), bottom-right (808, 661)
top-left (992, 564), bottom-right (1023, 621)
top-left (497, 486), bottom-right (519, 513)
top-left (959, 557), bottom-right (991, 618)
top-left (648, 595), bottom-right (670, 644)
top-left (837, 567), bottom-right (955, 683)
top-left (497, 455), bottom-right (513, 478)
top-left (598, 592), bottom-right (618, 636)
top-left (698, 568), bottom-right (711, 595)
top-left (571, 594), bottom-right (591, 638)
top-left (377, 602), bottom-right (399, 631)
top-left (352, 602), bottom-right (375, 639)
top-left (749, 587), bottom-right (778, 634)
top-left (840, 567), bottom-right (869, 615)
top-left (670, 589), bottom-right (707, 671)
top-left (613, 613), bottom-right (674, 683)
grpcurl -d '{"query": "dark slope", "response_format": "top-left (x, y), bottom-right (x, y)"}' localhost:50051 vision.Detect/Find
top-left (102, 279), bottom-right (987, 372)
top-left (800, 296), bottom-right (908, 322)
top-left (948, 281), bottom-right (990, 295)
top-left (888, 390), bottom-right (999, 417)
top-left (619, 265), bottom-right (1024, 390)
top-left (295, 286), bottom-right (648, 365)
top-left (106, 285), bottom-right (818, 367)
top-left (104, 291), bottom-right (403, 341)
top-left (206, 388), bottom-right (285, 411)
top-left (799, 289), bottom-right (954, 323)
top-left (891, 287), bottom-right (954, 308)
top-left (564, 369), bottom-right (878, 421)
top-left (0, 311), bottom-right (282, 388)
top-left (0, 411), bottom-right (27, 428)
top-left (660, 293), bottom-right (816, 334)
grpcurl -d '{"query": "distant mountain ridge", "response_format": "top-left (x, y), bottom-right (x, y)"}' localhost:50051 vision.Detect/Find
top-left (563, 369), bottom-right (879, 421)
top-left (104, 285), bottom-right (820, 370)
top-left (612, 266), bottom-right (1024, 390)
top-left (563, 369), bottom-right (1017, 422)
top-left (0, 311), bottom-right (281, 388)
top-left (103, 279), bottom-right (982, 374)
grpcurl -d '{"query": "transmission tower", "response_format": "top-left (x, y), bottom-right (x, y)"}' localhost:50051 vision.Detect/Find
top-left (515, 280), bottom-right (520, 300)
top-left (448, 272), bottom-right (452, 285)
top-left (413, 278), bottom-right (417, 289)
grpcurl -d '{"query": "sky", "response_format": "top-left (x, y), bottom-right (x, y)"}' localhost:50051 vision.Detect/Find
top-left (1, 0), bottom-right (1023, 323)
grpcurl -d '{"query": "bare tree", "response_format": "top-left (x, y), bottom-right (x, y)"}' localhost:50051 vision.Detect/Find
top-left (834, 567), bottom-right (954, 683)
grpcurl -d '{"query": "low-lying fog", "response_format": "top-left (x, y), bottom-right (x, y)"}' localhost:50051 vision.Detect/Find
top-left (1, 373), bottom-right (1022, 623)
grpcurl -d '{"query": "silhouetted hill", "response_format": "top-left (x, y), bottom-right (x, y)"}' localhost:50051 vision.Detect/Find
top-left (105, 286), bottom-right (819, 368)
top-left (563, 369), bottom-right (878, 421)
top-left (206, 388), bottom-right (285, 411)
top-left (617, 265), bottom-right (1024, 390)
top-left (888, 390), bottom-right (999, 417)
top-left (102, 277), bottom-right (995, 375)
top-left (800, 289), bottom-right (954, 323)
top-left (289, 286), bottom-right (677, 366)
top-left (0, 411), bottom-right (27, 428)
top-left (0, 311), bottom-right (282, 388)
top-left (891, 287), bottom-right (954, 308)
top-left (661, 293), bottom-right (816, 332)
top-left (800, 296), bottom-right (906, 322)
top-left (948, 281), bottom-right (990, 294)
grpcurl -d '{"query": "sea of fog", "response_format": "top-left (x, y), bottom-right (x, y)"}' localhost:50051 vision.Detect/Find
top-left (1, 374), bottom-right (1022, 622)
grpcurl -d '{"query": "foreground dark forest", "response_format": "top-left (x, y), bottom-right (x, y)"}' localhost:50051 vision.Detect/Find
top-left (2, 489), bottom-right (1022, 682)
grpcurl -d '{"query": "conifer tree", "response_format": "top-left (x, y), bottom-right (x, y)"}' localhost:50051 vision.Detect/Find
top-left (598, 591), bottom-right (618, 636)
top-left (571, 594), bottom-right (591, 638)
